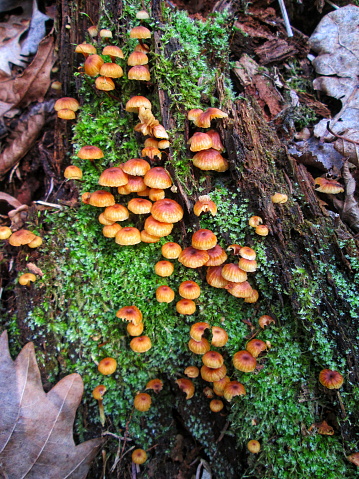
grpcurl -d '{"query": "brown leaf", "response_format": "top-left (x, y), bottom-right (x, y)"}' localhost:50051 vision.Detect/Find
top-left (0, 111), bottom-right (46, 177)
top-left (0, 192), bottom-right (22, 210)
top-left (0, 331), bottom-right (103, 479)
top-left (26, 263), bottom-right (44, 276)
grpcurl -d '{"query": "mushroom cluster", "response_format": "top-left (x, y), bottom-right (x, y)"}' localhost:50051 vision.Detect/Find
top-left (0, 228), bottom-right (43, 248)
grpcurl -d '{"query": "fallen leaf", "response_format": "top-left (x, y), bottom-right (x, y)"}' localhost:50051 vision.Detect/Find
top-left (0, 192), bottom-right (22, 210)
top-left (0, 109), bottom-right (46, 177)
top-left (334, 129), bottom-right (359, 166)
top-left (332, 161), bottom-right (359, 232)
top-left (26, 263), bottom-right (44, 276)
top-left (0, 330), bottom-right (103, 479)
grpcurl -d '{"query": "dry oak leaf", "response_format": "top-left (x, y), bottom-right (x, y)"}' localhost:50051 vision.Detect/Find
top-left (0, 330), bottom-right (103, 479)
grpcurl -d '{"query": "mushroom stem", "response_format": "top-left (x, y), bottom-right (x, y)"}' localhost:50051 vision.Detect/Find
top-left (98, 399), bottom-right (105, 426)
top-left (336, 390), bottom-right (346, 418)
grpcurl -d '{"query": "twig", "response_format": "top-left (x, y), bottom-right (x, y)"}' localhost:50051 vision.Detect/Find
top-left (326, 122), bottom-right (359, 146)
top-left (102, 431), bottom-right (129, 441)
top-left (325, 0), bottom-right (339, 9)
top-left (216, 421), bottom-right (230, 443)
top-left (33, 200), bottom-right (63, 209)
top-left (277, 0), bottom-right (293, 37)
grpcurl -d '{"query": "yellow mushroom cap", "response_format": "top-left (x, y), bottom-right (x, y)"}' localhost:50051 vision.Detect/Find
top-left (134, 392), bottom-right (152, 411)
top-left (18, 273), bottom-right (37, 286)
top-left (98, 357), bottom-right (117, 375)
top-left (176, 378), bottom-right (195, 399)
top-left (132, 448), bottom-right (147, 464)
top-left (247, 440), bottom-right (261, 453)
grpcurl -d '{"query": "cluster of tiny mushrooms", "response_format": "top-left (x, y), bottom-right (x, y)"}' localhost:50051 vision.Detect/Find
top-left (0, 7), bottom-right (351, 469)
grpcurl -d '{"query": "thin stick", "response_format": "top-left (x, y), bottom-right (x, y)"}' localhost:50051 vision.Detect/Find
top-left (278, 0), bottom-right (293, 37)
top-left (326, 122), bottom-right (359, 146)
top-left (33, 200), bottom-right (63, 209)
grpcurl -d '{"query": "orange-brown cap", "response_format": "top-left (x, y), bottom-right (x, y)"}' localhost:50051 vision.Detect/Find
top-left (127, 321), bottom-right (144, 336)
top-left (128, 65), bottom-right (150, 81)
top-left (98, 357), bottom-right (117, 375)
top-left (102, 223), bottom-right (121, 238)
top-left (247, 440), bottom-right (261, 453)
top-left (223, 381), bottom-right (246, 401)
top-left (8, 229), bottom-right (37, 246)
top-left (193, 195), bottom-right (217, 217)
top-left (0, 226), bottom-right (12, 240)
top-left (156, 285), bottom-right (175, 303)
top-left (92, 385), bottom-right (107, 400)
top-left (57, 109), bottom-right (76, 120)
top-left (88, 190), bottom-right (115, 207)
top-left (132, 448), bottom-right (147, 464)
top-left (128, 51), bottom-right (148, 66)
top-left (244, 289), bottom-right (259, 303)
top-left (130, 335), bottom-right (152, 353)
top-left (84, 54), bottom-right (104, 76)
top-left (188, 132), bottom-right (213, 152)
top-left (210, 399), bottom-right (224, 412)
top-left (255, 225), bottom-right (269, 236)
top-left (206, 130), bottom-right (225, 151)
top-left (116, 305), bottom-right (143, 324)
top-left (248, 216), bottom-right (263, 227)
top-left (225, 281), bottom-right (253, 298)
top-left (54, 97), bottom-right (80, 111)
top-left (18, 273), bottom-right (37, 286)
top-left (221, 263), bottom-right (247, 283)
top-left (77, 145), bottom-right (104, 160)
top-left (134, 392), bottom-right (152, 411)
top-left (190, 322), bottom-right (210, 341)
top-left (201, 364), bottom-right (227, 382)
top-left (75, 43), bottom-right (96, 57)
top-left (128, 198), bottom-right (152, 215)
top-left (99, 62), bottom-right (123, 78)
top-left (188, 337), bottom-right (210, 355)
top-left (315, 177), bottom-right (344, 194)
top-left (130, 26), bottom-right (151, 39)
top-left (194, 107), bottom-right (228, 129)
top-left (148, 188), bottom-right (165, 201)
top-left (95, 76), bottom-right (116, 91)
top-left (125, 95), bottom-right (152, 112)
top-left (176, 299), bottom-right (196, 315)
top-left (202, 351), bottom-right (224, 369)
top-left (115, 227), bottom-right (141, 245)
top-left (151, 199), bottom-right (183, 223)
top-left (258, 315), bottom-right (275, 328)
top-left (99, 167), bottom-right (128, 187)
top-left (144, 167), bottom-right (172, 189)
top-left (179, 280), bottom-right (201, 299)
top-left (122, 158), bottom-right (151, 176)
top-left (238, 258), bottom-right (257, 272)
top-left (144, 216), bottom-right (173, 237)
top-left (141, 146), bottom-right (161, 160)
top-left (103, 204), bottom-right (129, 222)
top-left (64, 165), bottom-right (82, 180)
top-left (271, 192), bottom-right (288, 203)
top-left (102, 45), bottom-right (124, 59)
top-left (211, 326), bottom-right (228, 347)
top-left (140, 230), bottom-right (161, 243)
top-left (161, 242), bottom-right (182, 259)
top-left (233, 350), bottom-right (257, 372)
top-left (319, 369), bottom-right (344, 389)
top-left (146, 378), bottom-right (163, 393)
top-left (155, 260), bottom-right (174, 277)
top-left (191, 229), bottom-right (217, 251)
top-left (205, 245), bottom-right (227, 266)
top-left (178, 247), bottom-right (210, 268)
top-left (184, 366), bottom-right (200, 378)
top-left (176, 378), bottom-right (195, 399)
top-left (206, 266), bottom-right (229, 288)
top-left (246, 339), bottom-right (267, 358)
top-left (192, 149), bottom-right (228, 172)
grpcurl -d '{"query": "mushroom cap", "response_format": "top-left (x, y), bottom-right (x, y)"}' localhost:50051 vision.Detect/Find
top-left (122, 158), bottom-right (151, 176)
top-left (221, 263), bottom-right (247, 283)
top-left (201, 364), bottom-right (227, 382)
top-left (134, 392), bottom-right (152, 411)
top-left (99, 29), bottom-right (112, 38)
top-left (192, 149), bottom-right (228, 172)
top-left (130, 335), bottom-right (152, 353)
top-left (204, 245), bottom-right (227, 266)
top-left (87, 26), bottom-right (98, 37)
top-left (103, 204), bottom-right (130, 222)
top-left (98, 357), bottom-right (117, 375)
top-left (176, 378), bottom-right (195, 399)
top-left (132, 449), bottom-right (147, 464)
top-left (77, 145), bottom-right (104, 160)
top-left (187, 109), bottom-right (203, 121)
top-left (81, 192), bottom-right (92, 204)
top-left (146, 378), bottom-right (163, 392)
top-left (92, 385), bottom-right (107, 400)
top-left (116, 305), bottom-right (143, 324)
top-left (57, 109), bottom-right (76, 120)
top-left (148, 188), bottom-right (165, 201)
top-left (99, 167), bottom-right (129, 187)
top-left (156, 285), bottom-right (175, 303)
top-left (347, 453), bottom-right (359, 467)
top-left (202, 351), bottom-right (224, 369)
top-left (130, 26), bottom-right (151, 39)
top-left (244, 289), bottom-right (259, 303)
top-left (188, 132), bottom-right (213, 152)
top-left (255, 225), bottom-right (269, 236)
top-left (227, 244), bottom-right (242, 256)
top-left (141, 146), bottom-right (161, 159)
top-left (238, 258), bottom-right (257, 272)
top-left (8, 229), bottom-right (36, 246)
top-left (115, 227), bottom-right (141, 245)
top-left (193, 195), bottom-right (217, 217)
top-left (102, 223), bottom-right (121, 238)
top-left (161, 242), bottom-right (182, 259)
top-left (213, 376), bottom-right (231, 393)
top-left (144, 137), bottom-right (159, 148)
top-left (125, 95), bottom-right (152, 112)
top-left (98, 212), bottom-right (115, 225)
top-left (239, 246), bottom-right (256, 260)
top-left (128, 65), bottom-right (150, 81)
top-left (128, 198), bottom-right (152, 215)
top-left (127, 321), bottom-right (144, 336)
top-left (178, 247), bottom-right (210, 268)
top-left (258, 315), bottom-right (276, 328)
top-left (248, 216), bottom-right (263, 227)
top-left (176, 299), bottom-right (196, 315)
top-left (64, 165), bottom-right (82, 180)
top-left (127, 51), bottom-right (148, 66)
top-left (179, 280), bottom-right (201, 299)
top-left (136, 9), bottom-right (150, 19)
top-left (75, 43), bottom-right (96, 56)
top-left (192, 229), bottom-right (217, 251)
top-left (210, 399), bottom-right (224, 412)
top-left (144, 167), bottom-right (172, 189)
top-left (206, 130), bottom-right (225, 151)
top-left (194, 107), bottom-right (228, 128)
top-left (84, 54), bottom-right (104, 76)
top-left (54, 97), bottom-right (80, 111)
top-left (247, 440), bottom-right (261, 453)
top-left (184, 366), bottom-right (199, 378)
top-left (188, 337), bottom-right (210, 355)
top-left (158, 140), bottom-right (170, 149)
top-left (246, 339), bottom-right (267, 358)
top-left (95, 76), bottom-right (116, 91)
top-left (206, 266), bottom-right (229, 288)
top-left (119, 175), bottom-right (147, 193)
top-left (319, 369), bottom-right (344, 389)
top-left (28, 236), bottom-right (42, 249)
top-left (89, 190), bottom-right (115, 207)
top-left (223, 381), bottom-right (246, 401)
top-left (144, 216), bottom-right (173, 237)
top-left (152, 124), bottom-right (169, 139)
top-left (315, 177), bottom-right (344, 194)
top-left (190, 322), bottom-right (210, 341)
top-left (18, 273), bottom-right (37, 286)
top-left (271, 192), bottom-right (288, 203)
top-left (0, 226), bottom-right (12, 240)
top-left (151, 199), bottom-right (184, 223)
top-left (140, 230), bottom-right (161, 243)
top-left (211, 326), bottom-right (228, 347)
top-left (225, 281), bottom-right (253, 298)
top-left (99, 62), bottom-right (124, 78)
top-left (155, 260), bottom-right (174, 277)
top-left (233, 350), bottom-right (257, 372)
top-left (102, 45), bottom-right (124, 58)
